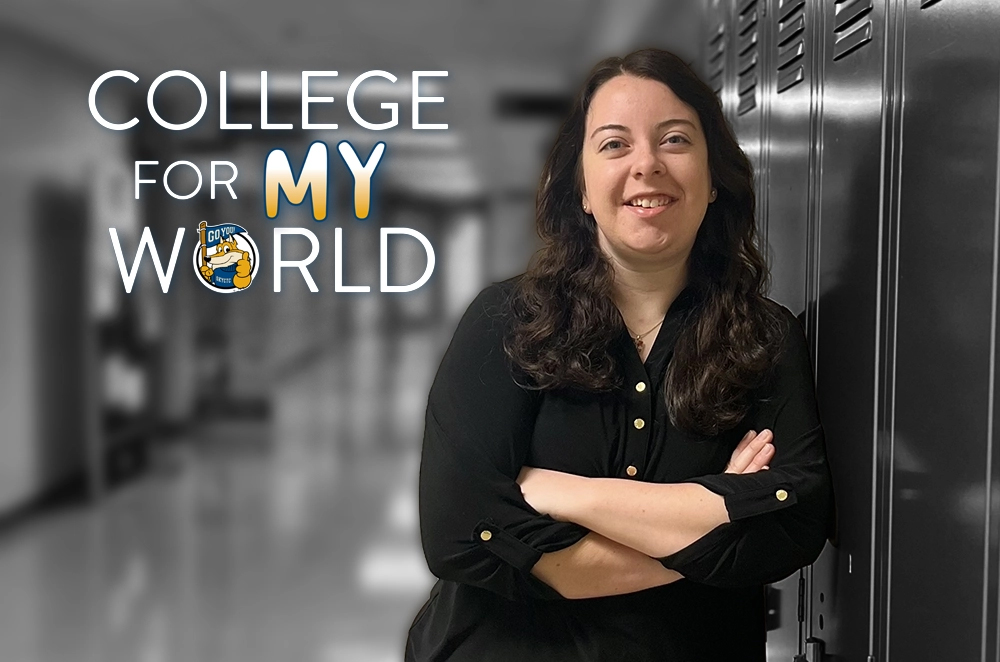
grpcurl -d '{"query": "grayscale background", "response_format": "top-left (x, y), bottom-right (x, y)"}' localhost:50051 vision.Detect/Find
top-left (5, 1), bottom-right (1000, 661)
top-left (0, 2), bottom-right (703, 662)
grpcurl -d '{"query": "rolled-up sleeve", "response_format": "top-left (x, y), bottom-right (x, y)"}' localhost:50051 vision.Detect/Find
top-left (659, 305), bottom-right (834, 587)
top-left (418, 283), bottom-right (589, 601)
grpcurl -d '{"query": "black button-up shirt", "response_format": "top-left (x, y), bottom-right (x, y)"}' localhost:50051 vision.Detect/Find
top-left (406, 278), bottom-right (834, 662)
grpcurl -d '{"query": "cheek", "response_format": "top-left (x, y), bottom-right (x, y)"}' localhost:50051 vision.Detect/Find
top-left (580, 158), bottom-right (602, 199)
top-left (675, 160), bottom-right (711, 192)
top-left (583, 168), bottom-right (625, 205)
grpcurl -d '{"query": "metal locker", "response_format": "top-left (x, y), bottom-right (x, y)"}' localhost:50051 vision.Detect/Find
top-left (699, 0), bottom-right (1000, 658)
top-left (759, 0), bottom-right (822, 658)
top-left (702, 0), bottom-right (890, 658)
top-left (728, 0), bottom-right (770, 239)
top-left (762, 0), bottom-right (814, 317)
top-left (882, 0), bottom-right (1000, 659)
top-left (806, 0), bottom-right (889, 659)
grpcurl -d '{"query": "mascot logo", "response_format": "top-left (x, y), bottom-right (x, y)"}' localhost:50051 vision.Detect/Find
top-left (193, 221), bottom-right (259, 293)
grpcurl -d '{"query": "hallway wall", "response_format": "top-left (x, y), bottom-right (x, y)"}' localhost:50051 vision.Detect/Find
top-left (0, 29), bottom-right (131, 512)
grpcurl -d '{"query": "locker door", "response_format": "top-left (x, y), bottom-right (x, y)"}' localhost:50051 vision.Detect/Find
top-left (728, 0), bottom-right (769, 238)
top-left (763, 0), bottom-right (814, 315)
top-left (884, 0), bottom-right (1000, 659)
top-left (760, 1), bottom-right (820, 659)
top-left (808, 0), bottom-right (888, 659)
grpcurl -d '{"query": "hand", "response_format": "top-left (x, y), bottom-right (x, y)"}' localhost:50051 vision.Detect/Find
top-left (725, 429), bottom-right (774, 474)
top-left (233, 256), bottom-right (252, 289)
top-left (517, 467), bottom-right (583, 521)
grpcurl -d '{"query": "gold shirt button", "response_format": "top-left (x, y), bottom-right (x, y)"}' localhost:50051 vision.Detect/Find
top-left (635, 381), bottom-right (646, 393)
top-left (480, 530), bottom-right (493, 541)
top-left (776, 489), bottom-right (788, 502)
top-left (626, 465), bottom-right (638, 477)
top-left (633, 418), bottom-right (645, 430)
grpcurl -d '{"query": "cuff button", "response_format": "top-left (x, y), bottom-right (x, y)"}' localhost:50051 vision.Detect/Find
top-left (480, 530), bottom-right (493, 541)
top-left (775, 489), bottom-right (789, 502)
top-left (626, 465), bottom-right (638, 477)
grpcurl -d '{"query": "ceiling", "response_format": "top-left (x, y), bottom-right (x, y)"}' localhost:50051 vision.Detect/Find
top-left (0, 0), bottom-right (705, 198)
top-left (0, 0), bottom-right (699, 77)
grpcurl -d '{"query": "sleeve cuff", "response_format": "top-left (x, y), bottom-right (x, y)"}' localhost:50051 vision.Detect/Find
top-left (688, 474), bottom-right (798, 521)
top-left (473, 518), bottom-right (543, 573)
top-left (473, 518), bottom-right (589, 600)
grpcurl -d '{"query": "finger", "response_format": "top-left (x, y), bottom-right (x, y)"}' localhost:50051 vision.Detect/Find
top-left (742, 444), bottom-right (773, 474)
top-left (726, 430), bottom-right (757, 473)
top-left (731, 430), bottom-right (757, 457)
top-left (743, 443), bottom-right (775, 474)
top-left (730, 430), bottom-right (772, 473)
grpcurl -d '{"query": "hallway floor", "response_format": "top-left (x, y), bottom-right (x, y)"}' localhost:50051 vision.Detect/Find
top-left (0, 389), bottom-right (434, 662)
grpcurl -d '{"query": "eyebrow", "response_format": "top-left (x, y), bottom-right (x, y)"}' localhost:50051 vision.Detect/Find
top-left (589, 119), bottom-right (697, 139)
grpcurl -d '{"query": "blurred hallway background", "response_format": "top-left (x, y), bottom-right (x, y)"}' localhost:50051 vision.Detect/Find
top-left (0, 2), bottom-right (702, 661)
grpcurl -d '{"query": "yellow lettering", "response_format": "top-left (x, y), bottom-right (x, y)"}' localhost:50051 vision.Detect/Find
top-left (265, 141), bottom-right (328, 220)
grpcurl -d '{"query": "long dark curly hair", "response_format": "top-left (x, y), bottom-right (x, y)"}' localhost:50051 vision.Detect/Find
top-left (503, 48), bottom-right (787, 437)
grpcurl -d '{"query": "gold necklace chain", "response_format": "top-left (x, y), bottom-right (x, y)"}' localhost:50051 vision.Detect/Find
top-left (626, 317), bottom-right (665, 353)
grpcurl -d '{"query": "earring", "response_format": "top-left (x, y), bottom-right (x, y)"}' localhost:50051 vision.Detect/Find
top-left (710, 188), bottom-right (718, 202)
top-left (583, 202), bottom-right (590, 213)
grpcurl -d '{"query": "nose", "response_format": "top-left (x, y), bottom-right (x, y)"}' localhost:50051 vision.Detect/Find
top-left (631, 141), bottom-right (665, 178)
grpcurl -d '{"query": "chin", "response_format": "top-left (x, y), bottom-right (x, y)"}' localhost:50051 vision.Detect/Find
top-left (620, 241), bottom-right (678, 262)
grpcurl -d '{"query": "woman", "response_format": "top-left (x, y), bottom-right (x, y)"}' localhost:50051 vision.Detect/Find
top-left (405, 49), bottom-right (833, 661)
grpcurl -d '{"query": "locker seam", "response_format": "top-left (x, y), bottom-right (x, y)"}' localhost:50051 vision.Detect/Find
top-left (884, 0), bottom-right (907, 660)
top-left (985, 74), bottom-right (999, 662)
top-left (988, 21), bottom-right (1000, 662)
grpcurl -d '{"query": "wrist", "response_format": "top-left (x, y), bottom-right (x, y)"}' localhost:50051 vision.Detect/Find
top-left (696, 484), bottom-right (731, 525)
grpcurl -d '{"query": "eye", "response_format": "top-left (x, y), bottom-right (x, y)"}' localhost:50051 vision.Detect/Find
top-left (599, 139), bottom-right (626, 152)
top-left (664, 134), bottom-right (690, 145)
top-left (224, 245), bottom-right (230, 253)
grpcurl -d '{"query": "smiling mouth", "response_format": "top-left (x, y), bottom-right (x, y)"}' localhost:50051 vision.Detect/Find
top-left (624, 195), bottom-right (676, 209)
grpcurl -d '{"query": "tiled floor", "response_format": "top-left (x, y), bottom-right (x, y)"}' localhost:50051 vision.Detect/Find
top-left (0, 350), bottom-right (436, 662)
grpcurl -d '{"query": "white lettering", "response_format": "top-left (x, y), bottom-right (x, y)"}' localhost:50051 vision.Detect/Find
top-left (109, 227), bottom-right (186, 293)
top-left (273, 228), bottom-right (320, 292)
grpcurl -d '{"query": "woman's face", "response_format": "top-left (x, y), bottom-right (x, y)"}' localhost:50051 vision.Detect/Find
top-left (581, 75), bottom-right (713, 269)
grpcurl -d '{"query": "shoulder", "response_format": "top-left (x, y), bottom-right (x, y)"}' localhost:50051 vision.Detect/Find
top-left (763, 298), bottom-right (808, 353)
top-left (761, 297), bottom-right (815, 387)
top-left (445, 276), bottom-right (525, 361)
top-left (762, 297), bottom-right (804, 327)
top-left (434, 275), bottom-right (536, 395)
top-left (457, 275), bottom-right (523, 330)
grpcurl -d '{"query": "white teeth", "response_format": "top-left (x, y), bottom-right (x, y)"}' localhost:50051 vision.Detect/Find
top-left (629, 197), bottom-right (671, 208)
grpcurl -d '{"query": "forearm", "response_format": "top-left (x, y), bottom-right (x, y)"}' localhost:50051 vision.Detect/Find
top-left (530, 532), bottom-right (683, 599)
top-left (564, 479), bottom-right (730, 559)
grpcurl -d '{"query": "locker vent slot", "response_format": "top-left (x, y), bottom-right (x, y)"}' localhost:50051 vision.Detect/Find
top-left (776, 1), bottom-right (806, 94)
top-left (737, 0), bottom-right (759, 115)
top-left (833, 0), bottom-right (874, 61)
top-left (778, 0), bottom-right (805, 21)
top-left (920, 0), bottom-right (943, 7)
top-left (708, 23), bottom-right (726, 95)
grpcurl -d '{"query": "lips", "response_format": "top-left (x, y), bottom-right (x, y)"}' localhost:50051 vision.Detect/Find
top-left (623, 194), bottom-right (677, 209)
top-left (622, 193), bottom-right (677, 217)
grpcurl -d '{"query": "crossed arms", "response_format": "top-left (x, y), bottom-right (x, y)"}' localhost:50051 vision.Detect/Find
top-left (418, 285), bottom-right (833, 602)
